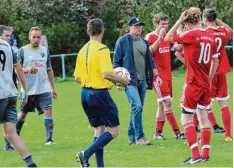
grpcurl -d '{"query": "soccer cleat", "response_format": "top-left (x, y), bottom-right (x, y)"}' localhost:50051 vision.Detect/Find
top-left (213, 126), bottom-right (225, 133)
top-left (225, 136), bottom-right (233, 142)
top-left (4, 145), bottom-right (15, 151)
top-left (153, 134), bottom-right (166, 140)
top-left (76, 151), bottom-right (90, 168)
top-left (45, 139), bottom-right (56, 145)
top-left (201, 157), bottom-right (210, 163)
top-left (181, 157), bottom-right (202, 164)
top-left (136, 139), bottom-right (151, 145)
top-left (28, 163), bottom-right (37, 167)
top-left (175, 132), bottom-right (186, 140)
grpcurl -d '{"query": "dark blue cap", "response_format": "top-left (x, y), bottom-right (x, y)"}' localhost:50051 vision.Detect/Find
top-left (128, 17), bottom-right (144, 26)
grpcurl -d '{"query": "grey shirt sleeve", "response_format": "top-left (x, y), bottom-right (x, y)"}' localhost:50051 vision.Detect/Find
top-left (17, 48), bottom-right (24, 65)
top-left (46, 49), bottom-right (52, 69)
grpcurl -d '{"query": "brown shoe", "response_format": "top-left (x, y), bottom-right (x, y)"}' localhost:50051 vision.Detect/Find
top-left (136, 139), bottom-right (151, 145)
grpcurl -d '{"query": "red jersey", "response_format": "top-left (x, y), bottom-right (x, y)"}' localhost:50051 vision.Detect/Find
top-left (205, 26), bottom-right (232, 74)
top-left (173, 29), bottom-right (218, 88)
top-left (146, 32), bottom-right (172, 80)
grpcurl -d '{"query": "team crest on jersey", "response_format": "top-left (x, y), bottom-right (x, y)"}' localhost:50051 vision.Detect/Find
top-left (41, 52), bottom-right (45, 58)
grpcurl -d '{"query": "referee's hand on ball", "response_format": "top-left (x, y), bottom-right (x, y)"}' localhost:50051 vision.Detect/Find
top-left (121, 74), bottom-right (130, 86)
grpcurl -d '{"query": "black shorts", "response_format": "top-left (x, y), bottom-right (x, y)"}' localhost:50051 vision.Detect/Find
top-left (81, 88), bottom-right (119, 128)
top-left (0, 97), bottom-right (18, 124)
top-left (20, 92), bottom-right (52, 115)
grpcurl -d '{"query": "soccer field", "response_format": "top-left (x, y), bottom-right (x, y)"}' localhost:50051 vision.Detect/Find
top-left (0, 71), bottom-right (233, 167)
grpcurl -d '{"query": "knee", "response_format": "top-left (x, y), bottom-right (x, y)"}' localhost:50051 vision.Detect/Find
top-left (181, 113), bottom-right (193, 126)
top-left (4, 132), bottom-right (15, 142)
top-left (163, 99), bottom-right (172, 110)
top-left (108, 128), bottom-right (119, 138)
top-left (198, 116), bottom-right (209, 128)
top-left (94, 126), bottom-right (105, 137)
top-left (132, 104), bottom-right (143, 112)
top-left (219, 101), bottom-right (227, 109)
top-left (44, 109), bottom-right (52, 117)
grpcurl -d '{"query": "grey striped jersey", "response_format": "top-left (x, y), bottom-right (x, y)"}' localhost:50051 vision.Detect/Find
top-left (0, 39), bottom-right (19, 99)
top-left (18, 44), bottom-right (52, 95)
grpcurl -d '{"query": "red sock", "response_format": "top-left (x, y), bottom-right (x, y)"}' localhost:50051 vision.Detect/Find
top-left (201, 128), bottom-right (211, 159)
top-left (221, 106), bottom-right (231, 137)
top-left (165, 110), bottom-right (180, 135)
top-left (208, 108), bottom-right (217, 126)
top-left (183, 122), bottom-right (200, 159)
top-left (156, 117), bottom-right (165, 135)
top-left (193, 113), bottom-right (199, 129)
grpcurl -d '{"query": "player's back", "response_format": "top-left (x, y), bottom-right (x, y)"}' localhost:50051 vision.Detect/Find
top-left (181, 30), bottom-right (217, 88)
top-left (0, 39), bottom-right (18, 99)
top-left (206, 26), bottom-right (232, 74)
top-left (76, 40), bottom-right (113, 89)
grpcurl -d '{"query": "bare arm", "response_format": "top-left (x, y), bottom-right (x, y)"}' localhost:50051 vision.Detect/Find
top-left (165, 21), bottom-right (182, 43)
top-left (14, 63), bottom-right (28, 103)
top-left (47, 69), bottom-right (57, 99)
top-left (216, 19), bottom-right (233, 32)
top-left (146, 28), bottom-right (165, 54)
top-left (209, 57), bottom-right (219, 83)
top-left (175, 51), bottom-right (185, 64)
top-left (75, 77), bottom-right (81, 83)
top-left (102, 72), bottom-right (130, 86)
top-left (14, 63), bottom-right (27, 93)
top-left (165, 11), bottom-right (188, 43)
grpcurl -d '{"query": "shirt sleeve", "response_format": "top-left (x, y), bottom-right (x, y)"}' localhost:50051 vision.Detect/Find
top-left (12, 48), bottom-right (20, 65)
top-left (113, 38), bottom-right (123, 68)
top-left (145, 33), bottom-right (154, 46)
top-left (172, 32), bottom-right (193, 44)
top-left (46, 49), bottom-right (52, 69)
top-left (99, 47), bottom-right (113, 73)
top-left (17, 48), bottom-right (24, 65)
top-left (74, 53), bottom-right (81, 78)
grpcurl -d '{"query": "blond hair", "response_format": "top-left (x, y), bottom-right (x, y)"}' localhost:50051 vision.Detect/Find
top-left (184, 7), bottom-right (201, 25)
top-left (28, 27), bottom-right (42, 38)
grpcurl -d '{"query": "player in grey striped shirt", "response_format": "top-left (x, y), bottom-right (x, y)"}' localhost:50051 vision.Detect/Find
top-left (16, 27), bottom-right (57, 145)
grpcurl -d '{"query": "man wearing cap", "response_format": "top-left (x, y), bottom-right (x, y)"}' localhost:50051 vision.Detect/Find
top-left (113, 17), bottom-right (162, 145)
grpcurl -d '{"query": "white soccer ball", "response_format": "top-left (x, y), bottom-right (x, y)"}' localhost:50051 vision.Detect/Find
top-left (114, 67), bottom-right (131, 80)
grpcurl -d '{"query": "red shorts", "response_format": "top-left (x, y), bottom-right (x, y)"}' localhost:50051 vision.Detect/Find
top-left (181, 83), bottom-right (211, 113)
top-left (153, 79), bottom-right (172, 101)
top-left (210, 73), bottom-right (229, 101)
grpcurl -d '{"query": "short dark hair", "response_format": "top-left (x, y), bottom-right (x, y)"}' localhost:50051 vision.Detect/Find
top-left (153, 13), bottom-right (169, 26)
top-left (184, 7), bottom-right (201, 25)
top-left (0, 25), bottom-right (11, 36)
top-left (87, 18), bottom-right (104, 36)
top-left (203, 8), bottom-right (217, 22)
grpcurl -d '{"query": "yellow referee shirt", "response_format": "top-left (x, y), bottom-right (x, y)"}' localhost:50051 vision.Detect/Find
top-left (74, 40), bottom-right (114, 89)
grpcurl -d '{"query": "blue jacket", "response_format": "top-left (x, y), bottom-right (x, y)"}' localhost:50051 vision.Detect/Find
top-left (113, 33), bottom-right (156, 89)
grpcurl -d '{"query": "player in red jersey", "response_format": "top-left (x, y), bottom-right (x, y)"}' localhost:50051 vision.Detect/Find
top-left (145, 13), bottom-right (185, 140)
top-left (203, 8), bottom-right (233, 141)
top-left (175, 48), bottom-right (224, 134)
top-left (165, 7), bottom-right (219, 164)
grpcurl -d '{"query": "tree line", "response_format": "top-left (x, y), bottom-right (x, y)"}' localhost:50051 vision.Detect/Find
top-left (0, 0), bottom-right (232, 76)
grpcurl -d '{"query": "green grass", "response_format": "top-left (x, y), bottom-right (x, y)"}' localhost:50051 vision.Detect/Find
top-left (0, 71), bottom-right (233, 167)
